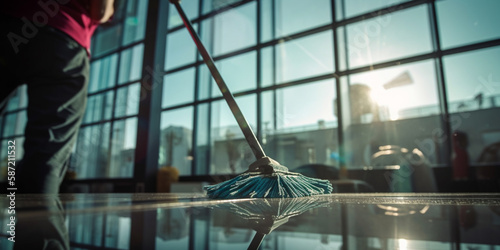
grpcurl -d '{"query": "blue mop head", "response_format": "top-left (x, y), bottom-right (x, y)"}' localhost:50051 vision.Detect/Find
top-left (204, 157), bottom-right (333, 199)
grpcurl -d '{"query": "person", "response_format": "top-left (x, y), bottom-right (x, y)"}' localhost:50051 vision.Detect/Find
top-left (1, 0), bottom-right (115, 194)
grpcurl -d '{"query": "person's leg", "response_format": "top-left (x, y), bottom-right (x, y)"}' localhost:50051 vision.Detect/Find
top-left (16, 26), bottom-right (89, 194)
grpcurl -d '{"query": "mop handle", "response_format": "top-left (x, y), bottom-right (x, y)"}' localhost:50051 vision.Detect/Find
top-left (170, 0), bottom-right (266, 160)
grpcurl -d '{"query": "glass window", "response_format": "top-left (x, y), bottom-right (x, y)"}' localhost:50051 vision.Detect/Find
top-left (274, 0), bottom-right (331, 38)
top-left (341, 61), bottom-right (445, 172)
top-left (160, 107), bottom-right (194, 176)
top-left (259, 0), bottom-right (273, 43)
top-left (276, 30), bottom-right (334, 83)
top-left (437, 0), bottom-right (500, 50)
top-left (208, 2), bottom-right (256, 56)
top-left (2, 111), bottom-right (27, 137)
top-left (115, 83), bottom-right (141, 118)
top-left (276, 80), bottom-right (337, 130)
top-left (337, 26), bottom-right (348, 71)
top-left (168, 0), bottom-right (199, 29)
top-left (210, 95), bottom-right (256, 174)
top-left (89, 54), bottom-right (118, 93)
top-left (210, 51), bottom-right (257, 97)
top-left (202, 0), bottom-right (242, 14)
top-left (195, 103), bottom-right (210, 175)
top-left (443, 46), bottom-right (500, 167)
top-left (83, 92), bottom-right (114, 124)
top-left (261, 80), bottom-right (338, 170)
top-left (198, 51), bottom-right (256, 100)
top-left (197, 65), bottom-right (211, 101)
top-left (118, 44), bottom-right (144, 84)
top-left (336, 0), bottom-right (411, 20)
top-left (72, 123), bottom-right (111, 179)
top-left (162, 68), bottom-right (196, 108)
top-left (443, 46), bottom-right (500, 112)
top-left (122, 0), bottom-right (149, 45)
top-left (164, 27), bottom-right (198, 71)
top-left (343, 5), bottom-right (432, 69)
top-left (109, 118), bottom-right (138, 178)
top-left (91, 25), bottom-right (122, 58)
top-left (346, 60), bottom-right (439, 122)
top-left (5, 85), bottom-right (27, 112)
top-left (260, 46), bottom-right (274, 87)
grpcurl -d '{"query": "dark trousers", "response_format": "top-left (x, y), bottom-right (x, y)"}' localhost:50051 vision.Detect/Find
top-left (1, 15), bottom-right (89, 194)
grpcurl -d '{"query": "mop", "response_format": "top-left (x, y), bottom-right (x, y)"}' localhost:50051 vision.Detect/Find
top-left (170, 0), bottom-right (333, 199)
top-left (211, 197), bottom-right (329, 249)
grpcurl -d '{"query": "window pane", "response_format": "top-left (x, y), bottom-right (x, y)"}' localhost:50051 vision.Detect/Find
top-left (197, 65), bottom-right (211, 101)
top-left (344, 5), bottom-right (432, 69)
top-left (160, 107), bottom-right (194, 176)
top-left (443, 46), bottom-right (500, 112)
top-left (337, 0), bottom-right (411, 20)
top-left (443, 46), bottom-right (500, 168)
top-left (83, 91), bottom-right (114, 124)
top-left (5, 85), bottom-right (27, 111)
top-left (347, 60), bottom-right (439, 122)
top-left (261, 80), bottom-right (338, 170)
top-left (277, 80), bottom-right (337, 130)
top-left (195, 103), bottom-right (209, 175)
top-left (260, 0), bottom-right (273, 43)
top-left (276, 31), bottom-right (334, 83)
top-left (118, 44), bottom-right (144, 84)
top-left (72, 123), bottom-right (111, 179)
top-left (91, 25), bottom-right (122, 58)
top-left (274, 0), bottom-right (331, 38)
top-left (162, 68), bottom-right (196, 108)
top-left (260, 47), bottom-right (274, 87)
top-left (109, 118), bottom-right (138, 178)
top-left (341, 61), bottom-right (445, 176)
top-left (168, 0), bottom-right (199, 29)
top-left (165, 27), bottom-right (198, 71)
top-left (89, 54), bottom-right (118, 93)
top-left (198, 48), bottom-right (256, 100)
top-left (207, 2), bottom-right (256, 56)
top-left (2, 111), bottom-right (27, 137)
top-left (115, 83), bottom-right (141, 118)
top-left (202, 0), bottom-right (242, 14)
top-left (437, 0), bottom-right (500, 50)
top-left (337, 26), bottom-right (348, 71)
top-left (122, 0), bottom-right (149, 45)
top-left (211, 51), bottom-right (256, 97)
top-left (211, 95), bottom-right (256, 174)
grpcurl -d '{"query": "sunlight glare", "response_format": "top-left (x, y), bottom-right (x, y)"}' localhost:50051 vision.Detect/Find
top-left (398, 238), bottom-right (408, 250)
top-left (370, 86), bottom-right (400, 120)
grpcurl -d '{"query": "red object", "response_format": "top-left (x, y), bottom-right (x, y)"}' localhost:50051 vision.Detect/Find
top-left (452, 131), bottom-right (470, 180)
top-left (3, 0), bottom-right (100, 54)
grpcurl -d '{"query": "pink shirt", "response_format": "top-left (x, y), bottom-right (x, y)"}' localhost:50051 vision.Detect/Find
top-left (4, 0), bottom-right (100, 54)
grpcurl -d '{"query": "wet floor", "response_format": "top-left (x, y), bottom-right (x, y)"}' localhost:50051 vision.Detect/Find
top-left (1, 193), bottom-right (499, 249)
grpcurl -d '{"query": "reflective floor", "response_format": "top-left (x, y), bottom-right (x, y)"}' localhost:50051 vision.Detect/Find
top-left (1, 193), bottom-right (500, 249)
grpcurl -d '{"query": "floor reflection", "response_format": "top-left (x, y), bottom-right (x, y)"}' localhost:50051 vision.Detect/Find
top-left (0, 193), bottom-right (499, 250)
